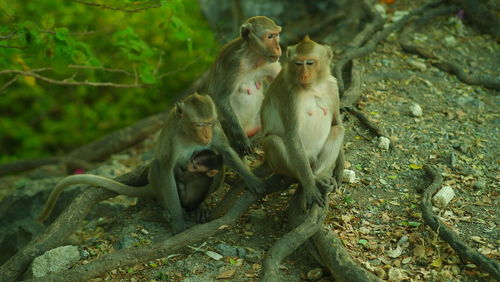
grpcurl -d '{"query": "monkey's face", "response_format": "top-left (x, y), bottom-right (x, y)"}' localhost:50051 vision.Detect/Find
top-left (291, 56), bottom-right (319, 87)
top-left (261, 30), bottom-right (281, 62)
top-left (191, 120), bottom-right (215, 145)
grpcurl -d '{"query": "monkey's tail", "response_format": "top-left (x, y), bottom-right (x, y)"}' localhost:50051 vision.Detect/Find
top-left (37, 174), bottom-right (151, 223)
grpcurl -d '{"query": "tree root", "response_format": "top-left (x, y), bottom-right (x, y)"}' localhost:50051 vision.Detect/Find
top-left (422, 165), bottom-right (500, 280)
top-left (335, 0), bottom-right (443, 94)
top-left (261, 204), bottom-right (324, 282)
top-left (0, 165), bottom-right (150, 282)
top-left (346, 107), bottom-right (385, 138)
top-left (401, 44), bottom-right (500, 90)
top-left (0, 113), bottom-right (164, 177)
top-left (27, 175), bottom-right (284, 281)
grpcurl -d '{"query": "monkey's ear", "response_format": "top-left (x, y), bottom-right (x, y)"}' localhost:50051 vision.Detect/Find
top-left (240, 23), bottom-right (251, 40)
top-left (325, 45), bottom-right (333, 61)
top-left (286, 46), bottom-right (294, 59)
top-left (175, 102), bottom-right (184, 118)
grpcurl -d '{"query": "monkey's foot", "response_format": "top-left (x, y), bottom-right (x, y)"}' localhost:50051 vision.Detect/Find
top-left (186, 206), bottom-right (211, 223)
top-left (315, 175), bottom-right (336, 194)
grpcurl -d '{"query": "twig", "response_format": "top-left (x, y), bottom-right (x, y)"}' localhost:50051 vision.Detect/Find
top-left (73, 0), bottom-right (162, 13)
top-left (157, 56), bottom-right (202, 79)
top-left (68, 65), bottom-right (134, 76)
top-left (0, 69), bottom-right (146, 88)
top-left (0, 75), bottom-right (19, 93)
top-left (422, 165), bottom-right (500, 280)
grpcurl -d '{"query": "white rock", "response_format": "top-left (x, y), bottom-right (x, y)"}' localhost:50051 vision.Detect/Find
top-left (432, 185), bottom-right (455, 208)
top-left (30, 245), bottom-right (80, 278)
top-left (444, 36), bottom-right (457, 47)
top-left (342, 169), bottom-right (356, 183)
top-left (378, 136), bottom-right (391, 150)
top-left (407, 59), bottom-right (427, 72)
top-left (410, 103), bottom-right (423, 117)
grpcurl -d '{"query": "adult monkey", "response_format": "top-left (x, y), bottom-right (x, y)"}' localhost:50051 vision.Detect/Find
top-left (260, 36), bottom-right (345, 210)
top-left (207, 16), bottom-right (282, 156)
top-left (38, 93), bottom-right (265, 234)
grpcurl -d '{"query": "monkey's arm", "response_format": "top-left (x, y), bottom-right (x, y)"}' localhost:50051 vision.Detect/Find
top-left (211, 126), bottom-right (265, 194)
top-left (149, 159), bottom-right (186, 234)
top-left (37, 174), bottom-right (152, 222)
top-left (209, 67), bottom-right (252, 156)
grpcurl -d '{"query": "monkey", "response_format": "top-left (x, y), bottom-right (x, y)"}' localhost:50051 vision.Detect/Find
top-left (206, 16), bottom-right (282, 156)
top-left (174, 149), bottom-right (222, 221)
top-left (37, 93), bottom-right (265, 234)
top-left (260, 36), bottom-right (345, 210)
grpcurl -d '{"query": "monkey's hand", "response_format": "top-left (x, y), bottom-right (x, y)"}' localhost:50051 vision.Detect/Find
top-left (187, 205), bottom-right (211, 223)
top-left (315, 175), bottom-right (336, 194)
top-left (235, 137), bottom-right (253, 156)
top-left (302, 184), bottom-right (326, 210)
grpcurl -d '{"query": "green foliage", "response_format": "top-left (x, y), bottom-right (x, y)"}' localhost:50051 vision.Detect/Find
top-left (0, 0), bottom-right (219, 162)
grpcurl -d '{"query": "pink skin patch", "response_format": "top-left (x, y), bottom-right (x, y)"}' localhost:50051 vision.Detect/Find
top-left (319, 106), bottom-right (328, 116)
top-left (246, 126), bottom-right (261, 137)
top-left (255, 81), bottom-right (261, 90)
top-left (74, 168), bottom-right (85, 174)
top-left (307, 111), bottom-right (313, 116)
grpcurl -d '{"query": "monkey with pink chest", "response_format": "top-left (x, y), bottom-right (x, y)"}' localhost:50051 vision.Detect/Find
top-left (207, 16), bottom-right (282, 156)
top-left (260, 36), bottom-right (345, 210)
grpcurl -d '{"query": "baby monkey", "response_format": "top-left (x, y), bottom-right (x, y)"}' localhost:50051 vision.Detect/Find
top-left (175, 149), bottom-right (222, 219)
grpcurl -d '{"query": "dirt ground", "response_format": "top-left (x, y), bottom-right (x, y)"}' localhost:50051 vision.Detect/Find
top-left (1, 2), bottom-right (499, 281)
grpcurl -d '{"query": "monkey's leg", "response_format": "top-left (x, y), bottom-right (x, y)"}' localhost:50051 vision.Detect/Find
top-left (312, 125), bottom-right (344, 177)
top-left (149, 160), bottom-right (186, 234)
top-left (261, 135), bottom-right (297, 178)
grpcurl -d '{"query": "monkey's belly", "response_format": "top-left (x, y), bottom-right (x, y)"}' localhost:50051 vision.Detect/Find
top-left (230, 82), bottom-right (264, 134)
top-left (299, 111), bottom-right (332, 158)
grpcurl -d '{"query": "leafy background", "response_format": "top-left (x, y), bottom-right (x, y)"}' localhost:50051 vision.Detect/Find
top-left (0, 0), bottom-right (218, 163)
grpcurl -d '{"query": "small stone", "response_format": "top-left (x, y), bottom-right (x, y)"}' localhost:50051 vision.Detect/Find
top-left (342, 169), bottom-right (356, 183)
top-left (375, 267), bottom-right (386, 279)
top-left (432, 185), bottom-right (455, 207)
top-left (444, 36), bottom-right (457, 47)
top-left (407, 59), bottom-right (427, 72)
top-left (378, 136), bottom-right (391, 150)
top-left (409, 103), bottom-right (423, 117)
top-left (249, 209), bottom-right (267, 225)
top-left (473, 178), bottom-right (486, 189)
top-left (388, 268), bottom-right (405, 281)
top-left (30, 246), bottom-right (80, 278)
top-left (306, 267), bottom-right (323, 280)
top-left (80, 249), bottom-right (90, 259)
top-left (216, 244), bottom-right (238, 257)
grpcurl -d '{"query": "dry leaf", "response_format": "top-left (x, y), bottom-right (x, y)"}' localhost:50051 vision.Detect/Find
top-left (409, 163), bottom-right (423, 170)
top-left (216, 269), bottom-right (236, 279)
top-left (431, 258), bottom-right (443, 268)
top-left (402, 257), bottom-right (412, 264)
top-left (413, 245), bottom-right (426, 258)
top-left (471, 236), bottom-right (485, 244)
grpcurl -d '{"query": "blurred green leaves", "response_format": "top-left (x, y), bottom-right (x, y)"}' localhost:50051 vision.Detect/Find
top-left (0, 0), bottom-right (218, 162)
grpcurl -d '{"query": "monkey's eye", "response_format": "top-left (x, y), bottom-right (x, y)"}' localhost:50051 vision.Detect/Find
top-left (295, 61), bottom-right (304, 66)
top-left (306, 60), bottom-right (315, 65)
top-left (195, 122), bottom-right (206, 127)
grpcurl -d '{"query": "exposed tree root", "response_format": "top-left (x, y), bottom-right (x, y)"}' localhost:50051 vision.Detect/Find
top-left (335, 0), bottom-right (443, 94)
top-left (0, 165), bottom-right (150, 282)
top-left (401, 44), bottom-right (500, 90)
top-left (346, 108), bottom-right (386, 138)
top-left (28, 176), bottom-right (283, 282)
top-left (262, 204), bottom-right (324, 282)
top-left (0, 113), bottom-right (164, 177)
top-left (422, 165), bottom-right (500, 280)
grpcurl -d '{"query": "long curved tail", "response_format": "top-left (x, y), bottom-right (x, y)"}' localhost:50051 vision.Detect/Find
top-left (37, 174), bottom-right (151, 222)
